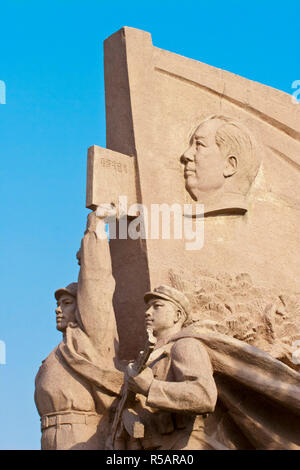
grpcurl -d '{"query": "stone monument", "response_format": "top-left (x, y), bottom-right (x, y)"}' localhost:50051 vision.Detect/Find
top-left (35, 27), bottom-right (300, 450)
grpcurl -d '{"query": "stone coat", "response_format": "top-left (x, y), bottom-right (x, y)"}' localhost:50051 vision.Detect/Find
top-left (122, 323), bottom-right (300, 450)
top-left (123, 336), bottom-right (225, 450)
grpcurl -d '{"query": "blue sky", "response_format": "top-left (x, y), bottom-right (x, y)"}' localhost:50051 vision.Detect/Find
top-left (0, 0), bottom-right (299, 449)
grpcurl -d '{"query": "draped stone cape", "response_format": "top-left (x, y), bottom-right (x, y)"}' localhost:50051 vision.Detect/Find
top-left (58, 326), bottom-right (124, 413)
top-left (58, 321), bottom-right (300, 450)
top-left (172, 324), bottom-right (300, 450)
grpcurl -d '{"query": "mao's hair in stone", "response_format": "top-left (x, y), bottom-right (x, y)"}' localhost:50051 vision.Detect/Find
top-left (202, 115), bottom-right (262, 194)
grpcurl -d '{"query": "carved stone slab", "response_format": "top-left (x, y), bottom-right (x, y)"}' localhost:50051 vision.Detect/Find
top-left (86, 145), bottom-right (137, 214)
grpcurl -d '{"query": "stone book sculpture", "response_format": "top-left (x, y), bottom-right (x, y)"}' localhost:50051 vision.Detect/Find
top-left (35, 27), bottom-right (300, 450)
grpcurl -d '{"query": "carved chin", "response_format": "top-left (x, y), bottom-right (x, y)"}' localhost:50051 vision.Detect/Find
top-left (185, 177), bottom-right (225, 199)
top-left (56, 321), bottom-right (66, 332)
top-left (185, 180), bottom-right (198, 201)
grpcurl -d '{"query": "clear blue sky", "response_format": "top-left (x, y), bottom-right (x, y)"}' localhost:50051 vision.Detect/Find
top-left (0, 0), bottom-right (298, 450)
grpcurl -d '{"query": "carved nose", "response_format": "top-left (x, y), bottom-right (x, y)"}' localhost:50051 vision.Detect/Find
top-left (145, 309), bottom-right (152, 319)
top-left (180, 148), bottom-right (193, 164)
top-left (56, 306), bottom-right (62, 315)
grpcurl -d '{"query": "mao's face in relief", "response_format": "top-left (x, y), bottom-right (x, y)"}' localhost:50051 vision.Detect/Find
top-left (181, 119), bottom-right (225, 198)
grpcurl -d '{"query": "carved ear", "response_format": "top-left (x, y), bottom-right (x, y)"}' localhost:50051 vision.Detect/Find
top-left (223, 155), bottom-right (237, 178)
top-left (174, 309), bottom-right (183, 324)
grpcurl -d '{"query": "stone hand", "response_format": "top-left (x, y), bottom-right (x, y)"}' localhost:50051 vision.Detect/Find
top-left (96, 203), bottom-right (118, 219)
top-left (85, 204), bottom-right (116, 234)
top-left (126, 367), bottom-right (154, 396)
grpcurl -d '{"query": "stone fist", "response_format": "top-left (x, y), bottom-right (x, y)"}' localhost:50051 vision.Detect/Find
top-left (126, 367), bottom-right (154, 397)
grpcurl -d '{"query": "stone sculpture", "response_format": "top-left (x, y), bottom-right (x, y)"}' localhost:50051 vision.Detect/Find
top-left (114, 285), bottom-right (223, 450)
top-left (180, 115), bottom-right (262, 215)
top-left (34, 26), bottom-right (300, 451)
top-left (110, 284), bottom-right (300, 450)
top-left (87, 27), bottom-right (300, 354)
top-left (34, 210), bottom-right (123, 449)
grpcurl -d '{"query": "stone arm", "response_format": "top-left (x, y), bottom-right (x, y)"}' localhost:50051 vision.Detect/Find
top-left (146, 338), bottom-right (217, 414)
top-left (75, 211), bottom-right (118, 359)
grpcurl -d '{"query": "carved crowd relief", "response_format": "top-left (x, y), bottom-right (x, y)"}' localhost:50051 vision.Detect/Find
top-left (168, 269), bottom-right (300, 371)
